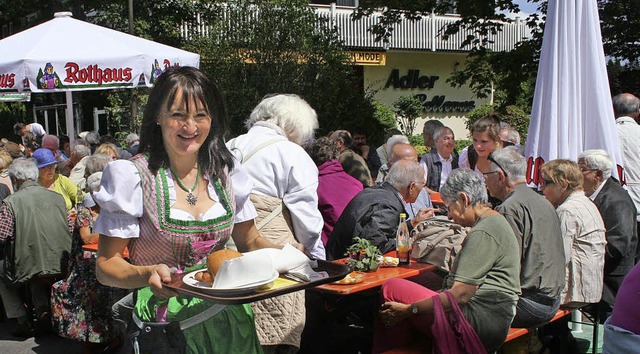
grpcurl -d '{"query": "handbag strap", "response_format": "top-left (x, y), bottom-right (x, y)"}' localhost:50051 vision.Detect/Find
top-left (132, 303), bottom-right (227, 331)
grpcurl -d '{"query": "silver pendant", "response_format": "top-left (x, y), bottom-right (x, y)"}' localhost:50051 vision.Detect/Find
top-left (186, 192), bottom-right (197, 206)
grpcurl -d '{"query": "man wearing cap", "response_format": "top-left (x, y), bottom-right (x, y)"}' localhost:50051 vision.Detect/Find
top-left (0, 158), bottom-right (71, 337)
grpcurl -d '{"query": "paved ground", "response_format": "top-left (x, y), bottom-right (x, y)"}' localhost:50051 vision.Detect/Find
top-left (0, 319), bottom-right (131, 354)
top-left (0, 313), bottom-right (603, 354)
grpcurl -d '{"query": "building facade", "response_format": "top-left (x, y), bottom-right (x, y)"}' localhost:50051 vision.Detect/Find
top-left (314, 4), bottom-right (527, 139)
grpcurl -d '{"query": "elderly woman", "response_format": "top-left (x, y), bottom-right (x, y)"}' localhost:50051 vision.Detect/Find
top-left (32, 148), bottom-right (80, 210)
top-left (540, 159), bottom-right (606, 307)
top-left (307, 136), bottom-right (363, 247)
top-left (227, 94), bottom-right (324, 353)
top-left (459, 115), bottom-right (504, 179)
top-left (0, 149), bottom-right (13, 196)
top-left (94, 143), bottom-right (119, 160)
top-left (94, 66), bottom-right (285, 353)
top-left (375, 169), bottom-right (520, 353)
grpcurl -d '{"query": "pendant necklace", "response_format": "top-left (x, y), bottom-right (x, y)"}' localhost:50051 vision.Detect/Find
top-left (171, 166), bottom-right (201, 206)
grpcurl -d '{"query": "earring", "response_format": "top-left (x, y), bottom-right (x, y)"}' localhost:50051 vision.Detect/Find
top-left (156, 121), bottom-right (160, 125)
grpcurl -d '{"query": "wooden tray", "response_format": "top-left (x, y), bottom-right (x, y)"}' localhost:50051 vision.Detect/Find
top-left (164, 260), bottom-right (351, 304)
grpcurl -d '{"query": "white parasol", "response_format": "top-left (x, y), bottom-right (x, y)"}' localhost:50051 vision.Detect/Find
top-left (0, 11), bottom-right (200, 142)
top-left (524, 0), bottom-right (623, 185)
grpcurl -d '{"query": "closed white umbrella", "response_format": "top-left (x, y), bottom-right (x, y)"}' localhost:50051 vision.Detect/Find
top-left (524, 0), bottom-right (623, 185)
top-left (0, 11), bottom-right (200, 142)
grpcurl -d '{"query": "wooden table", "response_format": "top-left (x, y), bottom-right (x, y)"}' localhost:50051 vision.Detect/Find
top-left (82, 242), bottom-right (129, 258)
top-left (313, 253), bottom-right (437, 295)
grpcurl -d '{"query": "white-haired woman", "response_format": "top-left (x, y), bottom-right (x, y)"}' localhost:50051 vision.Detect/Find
top-left (227, 93), bottom-right (324, 353)
top-left (375, 169), bottom-right (520, 353)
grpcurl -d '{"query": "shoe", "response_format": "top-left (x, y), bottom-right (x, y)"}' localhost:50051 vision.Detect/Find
top-left (11, 319), bottom-right (33, 338)
top-left (33, 311), bottom-right (53, 336)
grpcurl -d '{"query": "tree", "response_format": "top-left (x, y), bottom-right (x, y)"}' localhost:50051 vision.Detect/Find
top-left (393, 95), bottom-right (423, 136)
top-left (186, 0), bottom-right (379, 137)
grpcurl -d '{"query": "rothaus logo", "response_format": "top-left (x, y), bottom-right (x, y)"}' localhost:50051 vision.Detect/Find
top-left (64, 63), bottom-right (133, 85)
top-left (0, 72), bottom-right (15, 88)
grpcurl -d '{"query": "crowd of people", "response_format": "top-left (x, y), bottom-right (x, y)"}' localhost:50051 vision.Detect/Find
top-left (0, 65), bottom-right (638, 354)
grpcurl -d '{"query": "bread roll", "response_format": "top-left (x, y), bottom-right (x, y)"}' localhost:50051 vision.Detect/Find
top-left (207, 248), bottom-right (243, 278)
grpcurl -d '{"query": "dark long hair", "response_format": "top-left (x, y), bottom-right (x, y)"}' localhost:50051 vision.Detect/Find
top-left (138, 66), bottom-right (234, 182)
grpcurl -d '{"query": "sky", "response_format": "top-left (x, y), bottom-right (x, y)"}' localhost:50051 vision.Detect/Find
top-left (507, 0), bottom-right (541, 19)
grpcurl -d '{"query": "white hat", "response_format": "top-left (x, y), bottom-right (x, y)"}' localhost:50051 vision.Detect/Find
top-left (83, 193), bottom-right (96, 208)
top-left (78, 131), bottom-right (89, 139)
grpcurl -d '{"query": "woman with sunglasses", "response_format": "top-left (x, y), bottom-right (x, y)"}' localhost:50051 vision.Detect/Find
top-left (540, 159), bottom-right (606, 308)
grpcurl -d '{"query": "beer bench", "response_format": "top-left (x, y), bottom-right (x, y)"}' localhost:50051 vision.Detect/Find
top-left (504, 308), bottom-right (572, 342)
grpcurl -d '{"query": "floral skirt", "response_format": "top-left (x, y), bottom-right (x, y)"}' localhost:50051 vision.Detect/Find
top-left (51, 250), bottom-right (128, 343)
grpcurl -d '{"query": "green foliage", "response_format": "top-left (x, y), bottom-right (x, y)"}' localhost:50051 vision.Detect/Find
top-left (607, 60), bottom-right (640, 98)
top-left (456, 139), bottom-right (471, 152)
top-left (345, 237), bottom-right (382, 272)
top-left (372, 101), bottom-right (397, 131)
top-left (393, 95), bottom-right (423, 136)
top-left (600, 0), bottom-right (640, 65)
top-left (185, 0), bottom-right (378, 138)
top-left (0, 102), bottom-right (27, 139)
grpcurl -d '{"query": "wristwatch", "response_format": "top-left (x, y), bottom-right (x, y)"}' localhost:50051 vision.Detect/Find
top-left (410, 303), bottom-right (419, 316)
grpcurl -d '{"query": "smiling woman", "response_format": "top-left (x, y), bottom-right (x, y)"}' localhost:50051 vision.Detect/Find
top-left (92, 66), bottom-right (284, 354)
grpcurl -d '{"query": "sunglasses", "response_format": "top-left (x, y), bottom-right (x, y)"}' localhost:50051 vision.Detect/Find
top-left (541, 178), bottom-right (555, 186)
top-left (487, 152), bottom-right (508, 177)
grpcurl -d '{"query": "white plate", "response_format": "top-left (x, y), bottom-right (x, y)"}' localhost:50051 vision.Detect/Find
top-left (182, 270), bottom-right (279, 296)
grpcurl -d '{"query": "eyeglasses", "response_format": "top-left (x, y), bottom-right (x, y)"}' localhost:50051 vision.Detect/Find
top-left (487, 152), bottom-right (508, 177)
top-left (482, 170), bottom-right (500, 177)
top-left (580, 168), bottom-right (598, 174)
top-left (541, 178), bottom-right (555, 186)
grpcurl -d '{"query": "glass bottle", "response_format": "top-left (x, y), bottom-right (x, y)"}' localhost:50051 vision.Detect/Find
top-left (396, 213), bottom-right (410, 265)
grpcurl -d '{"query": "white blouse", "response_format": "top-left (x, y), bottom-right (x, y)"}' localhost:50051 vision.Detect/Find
top-left (227, 122), bottom-right (325, 259)
top-left (92, 159), bottom-right (257, 238)
top-left (458, 147), bottom-right (483, 179)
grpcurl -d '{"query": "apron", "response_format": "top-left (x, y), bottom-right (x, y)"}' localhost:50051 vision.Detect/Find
top-left (130, 155), bottom-right (262, 354)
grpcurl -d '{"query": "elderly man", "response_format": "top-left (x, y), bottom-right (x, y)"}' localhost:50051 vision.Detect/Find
top-left (420, 126), bottom-right (458, 193)
top-left (0, 158), bottom-right (71, 337)
top-left (578, 149), bottom-right (638, 320)
top-left (326, 160), bottom-right (434, 260)
top-left (422, 119), bottom-right (444, 152)
top-left (614, 93), bottom-right (640, 262)
top-left (67, 142), bottom-right (92, 186)
top-left (375, 135), bottom-right (410, 183)
top-left (330, 130), bottom-right (373, 187)
top-left (125, 133), bottom-right (140, 155)
top-left (482, 146), bottom-right (566, 327)
top-left (378, 143), bottom-right (433, 218)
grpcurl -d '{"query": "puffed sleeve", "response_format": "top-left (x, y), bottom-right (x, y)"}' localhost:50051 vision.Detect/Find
top-left (229, 160), bottom-right (258, 223)
top-left (92, 160), bottom-right (143, 238)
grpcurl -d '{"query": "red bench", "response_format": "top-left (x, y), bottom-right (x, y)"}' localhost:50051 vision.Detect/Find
top-left (504, 308), bottom-right (573, 342)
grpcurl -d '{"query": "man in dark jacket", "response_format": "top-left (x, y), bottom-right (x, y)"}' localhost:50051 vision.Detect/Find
top-left (579, 149), bottom-right (638, 320)
top-left (326, 160), bottom-right (434, 260)
top-left (0, 158), bottom-right (71, 337)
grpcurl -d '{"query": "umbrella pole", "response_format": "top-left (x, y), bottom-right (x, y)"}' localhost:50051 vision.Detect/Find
top-left (65, 91), bottom-right (75, 145)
